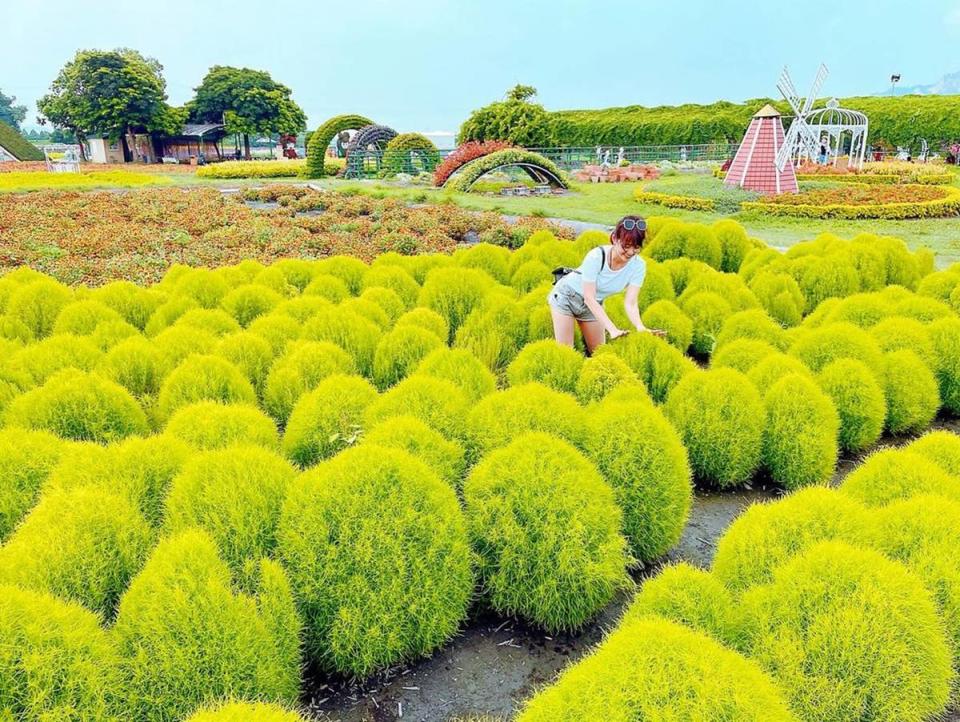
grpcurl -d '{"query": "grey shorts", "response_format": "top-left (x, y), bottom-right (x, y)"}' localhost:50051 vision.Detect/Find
top-left (547, 281), bottom-right (597, 322)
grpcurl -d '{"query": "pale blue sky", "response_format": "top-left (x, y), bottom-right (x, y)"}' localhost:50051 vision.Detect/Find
top-left (4, 0), bottom-right (959, 139)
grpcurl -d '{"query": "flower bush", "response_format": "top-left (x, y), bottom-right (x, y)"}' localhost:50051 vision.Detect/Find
top-left (432, 140), bottom-right (512, 187)
top-left (744, 184), bottom-right (960, 219)
top-left (444, 149), bottom-right (567, 192)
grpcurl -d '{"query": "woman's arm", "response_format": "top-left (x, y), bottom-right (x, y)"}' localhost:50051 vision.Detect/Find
top-left (624, 284), bottom-right (647, 332)
top-left (582, 281), bottom-right (627, 337)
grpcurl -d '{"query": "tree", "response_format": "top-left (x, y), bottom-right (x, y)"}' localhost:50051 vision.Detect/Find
top-left (505, 84), bottom-right (538, 103)
top-left (0, 90), bottom-right (27, 130)
top-left (37, 48), bottom-right (182, 160)
top-left (188, 66), bottom-right (306, 159)
top-left (458, 88), bottom-right (555, 147)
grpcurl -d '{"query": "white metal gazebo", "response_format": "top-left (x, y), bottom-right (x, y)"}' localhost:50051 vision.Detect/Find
top-left (797, 98), bottom-right (869, 170)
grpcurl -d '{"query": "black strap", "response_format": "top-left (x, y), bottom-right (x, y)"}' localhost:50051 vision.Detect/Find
top-left (599, 246), bottom-right (606, 272)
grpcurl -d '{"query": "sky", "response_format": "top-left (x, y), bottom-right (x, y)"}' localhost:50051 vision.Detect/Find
top-left (3, 0), bottom-right (960, 144)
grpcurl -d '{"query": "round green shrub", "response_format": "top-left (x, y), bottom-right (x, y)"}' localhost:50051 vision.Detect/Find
top-left (359, 286), bottom-right (406, 322)
top-left (114, 530), bottom-right (301, 722)
top-left (505, 339), bottom-right (583, 394)
top-left (175, 308), bottom-right (242, 337)
top-left (174, 268), bottom-right (230, 308)
top-left (361, 264), bottom-right (420, 307)
top-left (395, 307), bottom-right (448, 342)
top-left (364, 415), bottom-right (465, 489)
top-left (517, 617), bottom-right (798, 722)
top-left (263, 341), bottom-right (355, 424)
top-left (338, 295), bottom-right (390, 329)
top-left (4, 369), bottom-right (148, 442)
top-left (454, 294), bottom-right (528, 370)
top-left (301, 306), bottom-right (381, 377)
top-left (907, 431), bottom-right (960, 476)
top-left (713, 218), bottom-right (753, 272)
top-left (6, 277), bottom-right (72, 339)
top-left (273, 295), bottom-right (331, 324)
top-left (748, 271), bottom-right (805, 327)
top-left (277, 445), bottom-right (472, 676)
top-left (247, 312), bottom-right (302, 356)
top-left (789, 321), bottom-right (883, 377)
top-left (817, 359), bottom-right (886, 452)
top-left (418, 266), bottom-right (495, 342)
top-left (585, 398), bottom-right (691, 560)
top-left (712, 487), bottom-right (868, 592)
top-left (869, 316), bottom-right (936, 368)
top-left (468, 383), bottom-right (587, 456)
top-left (0, 585), bottom-right (123, 721)
top-left (0, 428), bottom-right (63, 541)
top-left (511, 259), bottom-right (551, 292)
top-left (645, 222), bottom-right (722, 269)
top-left (144, 295), bottom-right (199, 336)
top-left (880, 349), bottom-right (940, 435)
top-left (927, 317), bottom-right (960, 414)
top-left (664, 368), bottom-right (763, 488)
top-left (465, 432), bottom-right (630, 630)
top-left (88, 319), bottom-right (139, 351)
top-left (53, 299), bottom-right (125, 336)
top-left (10, 333), bottom-right (103, 385)
top-left (184, 701), bottom-right (308, 722)
top-left (365, 375), bottom-right (468, 442)
top-left (762, 374), bottom-right (839, 490)
top-left (623, 562), bottom-right (736, 642)
top-left (87, 282), bottom-right (161, 331)
top-left (639, 299), bottom-right (692, 351)
top-left (453, 243), bottom-right (511, 284)
top-left (165, 401), bottom-right (279, 451)
top-left (796, 255), bottom-right (862, 312)
top-left (716, 308), bottom-right (788, 351)
top-left (156, 354), bottom-right (255, 421)
top-left (212, 331), bottom-right (275, 394)
top-left (0, 313), bottom-right (33, 343)
top-left (372, 324), bottom-right (444, 390)
top-left (253, 267), bottom-right (296, 296)
top-left (711, 338), bottom-right (778, 373)
top-left (0, 485), bottom-right (152, 617)
top-left (151, 325), bottom-right (217, 370)
top-left (740, 541), bottom-right (953, 722)
top-left (281, 374), bottom-right (378, 467)
top-left (594, 331), bottom-right (696, 403)
top-left (314, 255), bottom-right (368, 295)
top-left (821, 292), bottom-right (894, 327)
top-left (164, 445), bottom-right (296, 575)
top-left (840, 449), bottom-right (960, 506)
top-left (383, 131), bottom-right (441, 174)
top-left (892, 294), bottom-right (954, 323)
top-left (413, 347), bottom-right (496, 402)
top-left (679, 269), bottom-right (759, 311)
top-left (746, 351), bottom-right (813, 395)
top-left (574, 353), bottom-right (640, 405)
top-left (680, 290), bottom-right (731, 356)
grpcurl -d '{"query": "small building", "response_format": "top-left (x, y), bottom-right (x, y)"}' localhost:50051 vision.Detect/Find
top-left (84, 123), bottom-right (227, 164)
top-left (0, 120), bottom-right (44, 162)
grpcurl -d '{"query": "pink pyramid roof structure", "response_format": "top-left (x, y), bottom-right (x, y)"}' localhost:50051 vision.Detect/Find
top-left (723, 104), bottom-right (798, 195)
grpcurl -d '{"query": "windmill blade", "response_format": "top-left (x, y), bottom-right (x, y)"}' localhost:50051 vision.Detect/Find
top-left (802, 64), bottom-right (829, 115)
top-left (776, 122), bottom-right (800, 171)
top-left (777, 67), bottom-right (804, 116)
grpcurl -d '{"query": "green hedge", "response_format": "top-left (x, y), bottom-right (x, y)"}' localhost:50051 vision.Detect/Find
top-left (305, 114), bottom-right (374, 179)
top-left (0, 120), bottom-right (44, 161)
top-left (444, 149), bottom-right (567, 192)
top-left (382, 133), bottom-right (440, 175)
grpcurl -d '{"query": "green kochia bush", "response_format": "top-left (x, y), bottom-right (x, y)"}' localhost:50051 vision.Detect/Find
top-left (586, 399), bottom-right (691, 561)
top-left (644, 222), bottom-right (723, 269)
top-left (0, 485), bottom-right (152, 617)
top-left (817, 359), bottom-right (886, 453)
top-left (710, 338), bottom-right (778, 373)
top-left (184, 701), bottom-right (309, 722)
top-left (277, 445), bottom-right (472, 676)
top-left (789, 322), bottom-right (883, 376)
top-left (413, 347), bottom-right (496, 401)
top-left (176, 308), bottom-right (242, 337)
top-left (214, 331), bottom-right (275, 394)
top-left (739, 541), bottom-right (953, 722)
top-left (220, 284), bottom-right (284, 327)
top-left (505, 339), bottom-right (584, 394)
top-left (10, 333), bottom-right (103, 384)
top-left (362, 265), bottom-right (421, 307)
top-left (908, 431), bottom-right (960, 476)
top-left (517, 617), bottom-right (797, 722)
top-left (640, 299), bottom-right (692, 351)
top-left (365, 375), bottom-right (468, 442)
top-left (99, 335), bottom-right (165, 398)
top-left (927, 317), bottom-right (960, 413)
top-left (395, 307), bottom-right (448, 342)
top-left (263, 341), bottom-right (355, 424)
top-left (282, 374), bottom-right (378, 468)
top-left (0, 585), bottom-right (123, 722)
top-left (4, 369), bottom-right (148, 442)
top-left (164, 445), bottom-right (296, 575)
top-left (165, 401), bottom-right (279, 451)
top-left (747, 351), bottom-right (813, 395)
top-left (53, 299), bottom-right (125, 336)
top-left (372, 325), bottom-right (444, 390)
top-left (664, 369), bottom-right (763, 488)
top-left (712, 487), bottom-right (868, 592)
top-left (156, 354), bottom-right (256, 421)
top-left (114, 530), bottom-right (301, 722)
top-left (465, 433), bottom-right (630, 631)
top-left (840, 449), bottom-right (960, 506)
top-left (0, 428), bottom-right (63, 541)
top-left (880, 349), bottom-right (940, 434)
top-left (301, 306), bottom-right (381, 377)
top-left (762, 374), bottom-right (839, 490)
top-left (6, 277), bottom-right (72, 339)
top-left (418, 266), bottom-right (494, 342)
top-left (574, 353), bottom-right (641, 404)
top-left (595, 331), bottom-right (696, 403)
top-left (681, 291), bottom-right (731, 356)
top-left (364, 416), bottom-right (466, 489)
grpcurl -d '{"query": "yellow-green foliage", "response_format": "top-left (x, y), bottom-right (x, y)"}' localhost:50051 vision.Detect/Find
top-left (300, 306), bottom-right (381, 377)
top-left (454, 294), bottom-right (528, 370)
top-left (595, 331), bottom-right (696, 403)
top-left (314, 255), bottom-right (368, 294)
top-left (360, 286), bottom-right (406, 322)
top-left (91, 280), bottom-right (163, 330)
top-left (665, 369), bottom-right (763, 488)
top-left (6, 277), bottom-right (72, 339)
top-left (454, 243), bottom-right (511, 284)
top-left (98, 336), bottom-right (165, 398)
top-left (165, 401), bottom-right (279, 451)
top-left (840, 449), bottom-right (960, 506)
top-left (395, 306), bottom-right (448, 342)
top-left (364, 415), bottom-right (465, 489)
top-left (762, 374), bottom-right (839, 489)
top-left (173, 268), bottom-right (230, 308)
top-left (144, 295), bottom-right (199, 336)
top-left (263, 341), bottom-right (355, 423)
top-left (53, 299), bottom-right (125, 336)
top-left (152, 325), bottom-right (217, 369)
top-left (468, 383), bottom-right (588, 456)
top-left (716, 308), bottom-right (788, 350)
top-left (248, 312), bottom-right (301, 356)
top-left (574, 353), bottom-right (641, 404)
top-left (746, 351), bottom-right (813, 395)
top-left (869, 316), bottom-right (937, 368)
top-left (680, 290), bottom-right (731, 355)
top-left (0, 585), bottom-right (123, 721)
top-left (711, 338), bottom-right (778, 373)
top-left (640, 299), bottom-right (692, 351)
top-left (505, 339), bottom-right (583, 394)
top-left (282, 374), bottom-right (377, 467)
top-left (277, 445), bottom-right (472, 676)
top-left (817, 359), bottom-right (886, 452)
top-left (362, 265), bottom-right (421, 307)
top-left (518, 617), bottom-right (797, 722)
top-left (176, 308), bottom-right (243, 336)
top-left (0, 428), bottom-right (63, 540)
top-left (156, 354), bottom-right (256, 421)
top-left (418, 266), bottom-right (495, 342)
top-left (273, 295), bottom-right (331, 324)
top-left (821, 292), bottom-right (894, 327)
top-left (748, 271), bottom-right (805, 326)
top-left (164, 445), bottom-right (296, 575)
top-left (5, 369), bottom-right (147, 442)
top-left (624, 562), bottom-right (736, 642)
top-left (586, 398), bottom-right (692, 560)
top-left (789, 322), bottom-right (883, 375)
top-left (413, 347), bottom-right (496, 401)
top-left (372, 324), bottom-right (444, 390)
top-left (908, 431), bottom-right (960, 476)
top-left (511, 259), bottom-right (551, 292)
top-left (11, 333), bottom-right (103, 384)
top-left (464, 433), bottom-right (630, 630)
top-left (644, 222), bottom-right (722, 269)
top-left (740, 541), bottom-right (953, 722)
top-left (213, 332), bottom-right (275, 394)
top-left (365, 375), bottom-right (468, 442)
top-left (712, 218), bottom-right (755, 272)
top-left (114, 530), bottom-right (300, 722)
top-left (183, 701), bottom-right (309, 722)
top-left (0, 485), bottom-right (152, 617)
top-left (302, 273), bottom-right (350, 303)
top-left (712, 487), bottom-right (868, 592)
top-left (880, 349), bottom-right (940, 434)
top-left (927, 317), bottom-right (960, 413)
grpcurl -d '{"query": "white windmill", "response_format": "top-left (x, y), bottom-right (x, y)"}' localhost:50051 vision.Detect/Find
top-left (775, 64), bottom-right (829, 172)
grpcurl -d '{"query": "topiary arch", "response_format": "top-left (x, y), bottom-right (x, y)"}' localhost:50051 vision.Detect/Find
top-left (345, 125), bottom-right (398, 178)
top-left (305, 114), bottom-right (374, 179)
top-left (383, 133), bottom-right (441, 175)
top-left (444, 149), bottom-right (567, 192)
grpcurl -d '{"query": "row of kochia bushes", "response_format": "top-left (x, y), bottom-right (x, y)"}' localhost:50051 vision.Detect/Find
top-left (0, 219), bottom-right (958, 719)
top-left (521, 431), bottom-right (960, 722)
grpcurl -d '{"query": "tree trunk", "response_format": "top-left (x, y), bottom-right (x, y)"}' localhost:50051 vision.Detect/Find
top-left (243, 134), bottom-right (251, 160)
top-left (76, 130), bottom-right (87, 161)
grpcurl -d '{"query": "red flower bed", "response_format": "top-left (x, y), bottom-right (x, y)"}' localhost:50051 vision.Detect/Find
top-left (433, 141), bottom-right (513, 187)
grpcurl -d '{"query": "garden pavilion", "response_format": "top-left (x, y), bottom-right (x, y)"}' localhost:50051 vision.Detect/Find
top-left (799, 98), bottom-right (869, 170)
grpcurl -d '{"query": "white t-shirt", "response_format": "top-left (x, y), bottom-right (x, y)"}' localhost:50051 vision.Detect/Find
top-left (564, 246), bottom-right (646, 302)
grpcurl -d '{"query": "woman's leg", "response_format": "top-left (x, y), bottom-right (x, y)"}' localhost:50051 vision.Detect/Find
top-left (551, 307), bottom-right (576, 347)
top-left (579, 319), bottom-right (606, 355)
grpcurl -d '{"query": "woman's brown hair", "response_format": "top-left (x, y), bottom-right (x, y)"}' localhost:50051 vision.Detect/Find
top-left (612, 215), bottom-right (647, 248)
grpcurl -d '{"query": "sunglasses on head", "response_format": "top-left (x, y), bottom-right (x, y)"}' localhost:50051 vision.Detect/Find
top-left (621, 218), bottom-right (647, 232)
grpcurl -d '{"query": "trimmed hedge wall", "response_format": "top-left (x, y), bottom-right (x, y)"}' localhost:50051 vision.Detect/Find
top-left (305, 114), bottom-right (374, 178)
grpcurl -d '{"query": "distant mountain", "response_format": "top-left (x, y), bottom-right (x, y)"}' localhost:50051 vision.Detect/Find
top-left (875, 71), bottom-right (960, 96)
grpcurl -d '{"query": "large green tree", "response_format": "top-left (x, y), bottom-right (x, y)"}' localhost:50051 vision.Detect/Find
top-left (0, 90), bottom-right (27, 131)
top-left (188, 66), bottom-right (306, 159)
top-left (458, 86), bottom-right (555, 147)
top-left (37, 48), bottom-right (183, 160)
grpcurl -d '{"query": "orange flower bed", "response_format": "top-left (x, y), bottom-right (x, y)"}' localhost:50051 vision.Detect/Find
top-left (757, 184), bottom-right (947, 206)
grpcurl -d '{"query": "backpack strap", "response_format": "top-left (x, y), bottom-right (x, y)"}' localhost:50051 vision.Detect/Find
top-left (600, 246), bottom-right (606, 272)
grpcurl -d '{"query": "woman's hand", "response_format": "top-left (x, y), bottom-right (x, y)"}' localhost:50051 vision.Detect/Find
top-left (634, 325), bottom-right (668, 338)
top-left (608, 327), bottom-right (630, 340)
